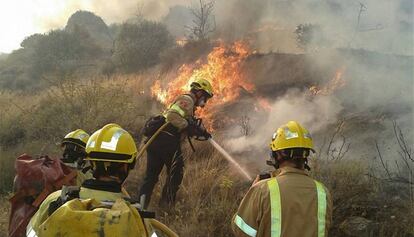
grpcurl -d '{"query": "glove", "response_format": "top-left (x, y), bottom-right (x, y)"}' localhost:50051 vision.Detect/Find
top-left (198, 127), bottom-right (212, 139)
top-left (187, 117), bottom-right (211, 139)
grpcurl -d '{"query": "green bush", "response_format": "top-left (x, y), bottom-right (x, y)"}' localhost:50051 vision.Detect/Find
top-left (113, 21), bottom-right (175, 73)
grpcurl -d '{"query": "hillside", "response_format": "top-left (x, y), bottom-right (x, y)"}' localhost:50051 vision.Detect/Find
top-left (65, 10), bottom-right (113, 51)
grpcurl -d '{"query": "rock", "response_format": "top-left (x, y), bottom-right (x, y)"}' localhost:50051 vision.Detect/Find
top-left (340, 216), bottom-right (378, 237)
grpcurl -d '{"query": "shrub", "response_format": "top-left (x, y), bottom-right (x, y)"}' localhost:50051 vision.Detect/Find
top-left (0, 75), bottom-right (149, 193)
top-left (113, 21), bottom-right (175, 73)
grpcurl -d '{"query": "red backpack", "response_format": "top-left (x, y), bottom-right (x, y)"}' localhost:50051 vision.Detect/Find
top-left (8, 154), bottom-right (77, 237)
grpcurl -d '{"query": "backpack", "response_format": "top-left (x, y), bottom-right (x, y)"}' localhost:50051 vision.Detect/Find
top-left (33, 186), bottom-right (158, 237)
top-left (142, 115), bottom-right (166, 137)
top-left (37, 198), bottom-right (149, 237)
top-left (8, 154), bottom-right (77, 237)
top-left (142, 93), bottom-right (195, 138)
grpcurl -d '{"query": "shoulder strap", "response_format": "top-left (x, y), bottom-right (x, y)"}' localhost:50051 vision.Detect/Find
top-left (47, 186), bottom-right (80, 216)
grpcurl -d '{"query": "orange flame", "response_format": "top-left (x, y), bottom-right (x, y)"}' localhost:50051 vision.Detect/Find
top-left (151, 41), bottom-right (270, 130)
top-left (256, 96), bottom-right (272, 112)
top-left (310, 67), bottom-right (346, 95)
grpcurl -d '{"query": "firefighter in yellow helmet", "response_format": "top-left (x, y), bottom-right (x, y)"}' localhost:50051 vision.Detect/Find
top-left (27, 124), bottom-right (178, 237)
top-left (139, 78), bottom-right (213, 208)
top-left (232, 121), bottom-right (333, 237)
top-left (60, 129), bottom-right (92, 185)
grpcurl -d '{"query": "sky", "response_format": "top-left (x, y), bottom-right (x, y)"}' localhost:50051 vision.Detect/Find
top-left (0, 0), bottom-right (192, 53)
top-left (0, 0), bottom-right (139, 53)
top-left (1, 1), bottom-right (69, 53)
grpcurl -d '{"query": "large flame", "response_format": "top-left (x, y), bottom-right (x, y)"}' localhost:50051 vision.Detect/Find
top-left (309, 67), bottom-right (346, 95)
top-left (151, 41), bottom-right (269, 130)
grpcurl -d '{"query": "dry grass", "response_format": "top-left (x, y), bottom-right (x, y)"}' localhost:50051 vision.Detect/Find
top-left (0, 195), bottom-right (10, 237)
top-left (312, 159), bottom-right (414, 237)
top-left (125, 141), bottom-right (249, 237)
top-left (1, 144), bottom-right (413, 237)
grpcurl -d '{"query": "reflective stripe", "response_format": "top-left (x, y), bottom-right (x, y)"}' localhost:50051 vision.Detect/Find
top-left (234, 215), bottom-right (257, 237)
top-left (26, 225), bottom-right (38, 237)
top-left (314, 181), bottom-right (327, 237)
top-left (101, 129), bottom-right (123, 151)
top-left (267, 178), bottom-right (282, 237)
top-left (169, 104), bottom-right (186, 117)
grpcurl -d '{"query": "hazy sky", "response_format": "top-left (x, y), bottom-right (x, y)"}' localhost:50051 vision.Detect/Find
top-left (0, 0), bottom-right (141, 53)
top-left (1, 1), bottom-right (70, 53)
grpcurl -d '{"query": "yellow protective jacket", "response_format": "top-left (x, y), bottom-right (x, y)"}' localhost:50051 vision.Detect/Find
top-left (27, 181), bottom-right (178, 237)
top-left (163, 94), bottom-right (196, 131)
top-left (232, 167), bottom-right (333, 237)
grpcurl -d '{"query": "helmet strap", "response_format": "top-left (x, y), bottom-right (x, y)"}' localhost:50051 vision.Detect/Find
top-left (62, 144), bottom-right (86, 164)
top-left (267, 151), bottom-right (280, 169)
top-left (92, 161), bottom-right (130, 183)
top-left (274, 149), bottom-right (311, 171)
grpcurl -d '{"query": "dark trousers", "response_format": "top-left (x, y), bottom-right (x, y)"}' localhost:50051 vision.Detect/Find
top-left (139, 138), bottom-right (184, 209)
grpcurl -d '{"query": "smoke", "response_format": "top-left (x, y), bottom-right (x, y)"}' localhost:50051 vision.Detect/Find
top-left (213, 0), bottom-right (413, 55)
top-left (221, 1), bottom-right (410, 55)
top-left (225, 49), bottom-right (413, 164)
top-left (30, 0), bottom-right (412, 55)
top-left (226, 89), bottom-right (343, 154)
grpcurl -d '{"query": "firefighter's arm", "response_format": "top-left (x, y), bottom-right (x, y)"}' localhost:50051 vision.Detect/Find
top-left (232, 182), bottom-right (264, 237)
top-left (164, 95), bottom-right (194, 131)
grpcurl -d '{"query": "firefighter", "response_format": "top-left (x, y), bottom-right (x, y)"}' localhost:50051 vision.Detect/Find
top-left (60, 129), bottom-right (92, 185)
top-left (139, 78), bottom-right (213, 208)
top-left (232, 121), bottom-right (333, 237)
top-left (27, 124), bottom-right (178, 237)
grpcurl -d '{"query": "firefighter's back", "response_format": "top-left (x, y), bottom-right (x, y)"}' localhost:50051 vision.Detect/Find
top-left (275, 167), bottom-right (331, 237)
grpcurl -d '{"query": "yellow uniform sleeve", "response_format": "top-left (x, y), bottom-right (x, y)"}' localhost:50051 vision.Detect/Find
top-left (164, 95), bottom-right (195, 131)
top-left (232, 181), bottom-right (266, 237)
top-left (27, 190), bottom-right (61, 235)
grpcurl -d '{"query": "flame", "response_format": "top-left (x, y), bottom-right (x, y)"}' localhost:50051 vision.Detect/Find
top-left (176, 37), bottom-right (187, 47)
top-left (309, 67), bottom-right (346, 95)
top-left (150, 80), bottom-right (167, 102)
top-left (151, 41), bottom-right (269, 130)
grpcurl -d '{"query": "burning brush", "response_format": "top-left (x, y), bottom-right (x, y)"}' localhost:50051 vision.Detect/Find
top-left (151, 41), bottom-right (271, 131)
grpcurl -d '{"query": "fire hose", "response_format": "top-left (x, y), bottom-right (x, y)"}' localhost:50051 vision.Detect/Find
top-left (136, 122), bottom-right (170, 159)
top-left (137, 122), bottom-right (253, 181)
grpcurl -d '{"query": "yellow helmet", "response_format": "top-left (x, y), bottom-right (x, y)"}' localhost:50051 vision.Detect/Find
top-left (190, 78), bottom-right (213, 97)
top-left (270, 121), bottom-right (315, 152)
top-left (62, 129), bottom-right (90, 148)
top-left (85, 124), bottom-right (137, 164)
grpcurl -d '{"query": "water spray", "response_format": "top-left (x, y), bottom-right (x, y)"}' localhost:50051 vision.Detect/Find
top-left (138, 122), bottom-right (253, 181)
top-left (208, 138), bottom-right (253, 181)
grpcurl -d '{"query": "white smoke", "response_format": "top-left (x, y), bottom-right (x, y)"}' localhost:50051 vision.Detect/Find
top-left (226, 89), bottom-right (343, 154)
